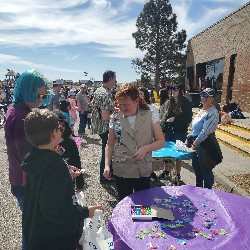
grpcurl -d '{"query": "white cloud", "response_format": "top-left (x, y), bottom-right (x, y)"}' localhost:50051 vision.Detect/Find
top-left (0, 0), bottom-right (140, 58)
top-left (0, 0), bottom-right (248, 60)
top-left (171, 0), bottom-right (246, 40)
top-left (206, 0), bottom-right (246, 3)
top-left (0, 53), bottom-right (82, 73)
top-left (119, 0), bottom-right (147, 11)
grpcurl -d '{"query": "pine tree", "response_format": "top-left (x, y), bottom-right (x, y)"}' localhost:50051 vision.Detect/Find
top-left (132, 0), bottom-right (187, 89)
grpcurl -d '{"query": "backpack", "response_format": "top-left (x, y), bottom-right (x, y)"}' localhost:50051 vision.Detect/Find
top-left (230, 110), bottom-right (245, 119)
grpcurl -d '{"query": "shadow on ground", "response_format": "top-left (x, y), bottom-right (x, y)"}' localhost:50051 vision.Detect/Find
top-left (101, 183), bottom-right (119, 200)
top-left (80, 136), bottom-right (101, 148)
top-left (181, 161), bottom-right (195, 174)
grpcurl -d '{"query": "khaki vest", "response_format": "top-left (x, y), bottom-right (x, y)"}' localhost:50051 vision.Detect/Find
top-left (112, 109), bottom-right (153, 178)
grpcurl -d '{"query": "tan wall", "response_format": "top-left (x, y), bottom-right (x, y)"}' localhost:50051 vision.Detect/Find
top-left (186, 3), bottom-right (250, 111)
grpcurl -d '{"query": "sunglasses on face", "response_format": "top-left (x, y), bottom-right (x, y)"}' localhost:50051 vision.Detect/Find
top-left (38, 94), bottom-right (48, 100)
top-left (57, 125), bottom-right (64, 133)
top-left (172, 88), bottom-right (179, 91)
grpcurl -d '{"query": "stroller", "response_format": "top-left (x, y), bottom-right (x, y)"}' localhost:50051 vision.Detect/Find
top-left (0, 104), bottom-right (7, 126)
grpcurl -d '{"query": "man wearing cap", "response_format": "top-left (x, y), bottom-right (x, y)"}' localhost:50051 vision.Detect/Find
top-left (48, 79), bottom-right (63, 110)
top-left (91, 70), bottom-right (116, 183)
top-left (76, 84), bottom-right (89, 137)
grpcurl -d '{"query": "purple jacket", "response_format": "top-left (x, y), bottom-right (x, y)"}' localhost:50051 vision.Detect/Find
top-left (4, 104), bottom-right (32, 187)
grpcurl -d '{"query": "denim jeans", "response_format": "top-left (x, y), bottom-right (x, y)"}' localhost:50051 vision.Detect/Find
top-left (11, 186), bottom-right (28, 250)
top-left (99, 132), bottom-right (109, 182)
top-left (11, 186), bottom-right (25, 212)
top-left (78, 111), bottom-right (88, 135)
top-left (192, 149), bottom-right (214, 189)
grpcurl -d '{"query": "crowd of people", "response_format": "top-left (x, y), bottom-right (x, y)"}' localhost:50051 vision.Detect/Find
top-left (3, 68), bottom-right (224, 249)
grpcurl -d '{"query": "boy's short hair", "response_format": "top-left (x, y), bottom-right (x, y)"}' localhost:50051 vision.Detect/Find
top-left (103, 70), bottom-right (115, 83)
top-left (24, 109), bottom-right (59, 146)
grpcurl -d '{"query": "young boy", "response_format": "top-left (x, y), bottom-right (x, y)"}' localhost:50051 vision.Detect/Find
top-left (22, 109), bottom-right (102, 250)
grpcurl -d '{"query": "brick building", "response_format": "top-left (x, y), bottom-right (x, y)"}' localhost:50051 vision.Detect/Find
top-left (186, 2), bottom-right (250, 111)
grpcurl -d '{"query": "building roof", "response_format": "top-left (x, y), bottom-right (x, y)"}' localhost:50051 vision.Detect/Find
top-left (5, 70), bottom-right (17, 77)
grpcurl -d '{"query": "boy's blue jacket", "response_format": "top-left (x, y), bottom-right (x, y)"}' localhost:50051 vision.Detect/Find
top-left (22, 147), bottom-right (88, 250)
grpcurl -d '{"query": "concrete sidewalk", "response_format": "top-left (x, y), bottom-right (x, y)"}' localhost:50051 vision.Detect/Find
top-left (233, 111), bottom-right (250, 128)
top-left (213, 143), bottom-right (250, 198)
top-left (178, 143), bottom-right (250, 199)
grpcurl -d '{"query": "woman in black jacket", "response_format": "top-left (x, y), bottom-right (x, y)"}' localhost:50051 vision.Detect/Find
top-left (158, 84), bottom-right (192, 183)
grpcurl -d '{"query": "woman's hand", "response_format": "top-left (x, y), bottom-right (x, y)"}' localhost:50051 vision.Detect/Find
top-left (88, 205), bottom-right (104, 218)
top-left (191, 140), bottom-right (199, 150)
top-left (69, 166), bottom-right (84, 178)
top-left (75, 188), bottom-right (84, 192)
top-left (166, 117), bottom-right (175, 123)
top-left (103, 165), bottom-right (113, 180)
top-left (133, 145), bottom-right (149, 160)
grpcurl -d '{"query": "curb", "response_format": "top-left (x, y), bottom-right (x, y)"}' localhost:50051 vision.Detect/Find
top-left (214, 169), bottom-right (250, 199)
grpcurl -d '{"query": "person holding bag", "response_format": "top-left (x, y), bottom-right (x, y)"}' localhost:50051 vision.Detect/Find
top-left (22, 109), bottom-right (103, 250)
top-left (188, 88), bottom-right (222, 189)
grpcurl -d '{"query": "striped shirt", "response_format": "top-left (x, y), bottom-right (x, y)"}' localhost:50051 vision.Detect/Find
top-left (191, 107), bottom-right (219, 143)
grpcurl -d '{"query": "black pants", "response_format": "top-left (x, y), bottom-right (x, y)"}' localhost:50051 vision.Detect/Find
top-left (99, 132), bottom-right (109, 182)
top-left (115, 176), bottom-right (151, 201)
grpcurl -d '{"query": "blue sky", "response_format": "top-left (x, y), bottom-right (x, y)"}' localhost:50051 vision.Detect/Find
top-left (0, 0), bottom-right (248, 83)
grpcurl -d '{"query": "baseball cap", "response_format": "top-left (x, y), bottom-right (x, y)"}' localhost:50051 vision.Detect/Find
top-left (80, 84), bottom-right (87, 88)
top-left (67, 90), bottom-right (75, 97)
top-left (201, 88), bottom-right (215, 97)
top-left (53, 109), bottom-right (66, 121)
top-left (53, 79), bottom-right (63, 86)
top-left (171, 83), bottom-right (183, 90)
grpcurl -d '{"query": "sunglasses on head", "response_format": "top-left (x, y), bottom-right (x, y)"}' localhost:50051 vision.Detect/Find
top-left (200, 92), bottom-right (211, 99)
top-left (170, 85), bottom-right (181, 91)
top-left (38, 94), bottom-right (48, 100)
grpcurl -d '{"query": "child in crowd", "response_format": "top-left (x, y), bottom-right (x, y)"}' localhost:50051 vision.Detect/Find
top-left (22, 109), bottom-right (102, 250)
top-left (54, 109), bottom-right (85, 191)
top-left (59, 99), bottom-right (71, 128)
top-left (103, 84), bottom-right (165, 201)
top-left (67, 90), bottom-right (78, 132)
top-left (220, 105), bottom-right (232, 125)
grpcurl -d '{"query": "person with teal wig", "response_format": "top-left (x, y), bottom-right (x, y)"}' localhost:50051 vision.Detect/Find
top-left (13, 69), bottom-right (50, 106)
top-left (4, 69), bottom-right (50, 250)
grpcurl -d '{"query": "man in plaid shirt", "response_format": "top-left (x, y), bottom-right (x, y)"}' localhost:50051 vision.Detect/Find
top-left (91, 70), bottom-right (116, 183)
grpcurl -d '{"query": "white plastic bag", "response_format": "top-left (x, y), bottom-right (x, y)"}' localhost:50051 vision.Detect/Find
top-left (75, 191), bottom-right (87, 207)
top-left (79, 210), bottom-right (114, 250)
top-left (175, 140), bottom-right (195, 152)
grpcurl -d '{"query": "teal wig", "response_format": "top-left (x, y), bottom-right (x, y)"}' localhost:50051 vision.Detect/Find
top-left (13, 69), bottom-right (50, 103)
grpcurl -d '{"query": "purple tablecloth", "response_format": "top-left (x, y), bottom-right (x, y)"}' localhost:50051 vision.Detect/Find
top-left (108, 185), bottom-right (250, 250)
